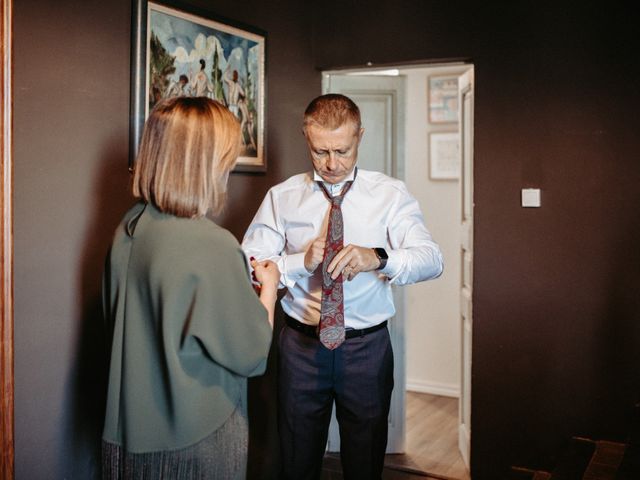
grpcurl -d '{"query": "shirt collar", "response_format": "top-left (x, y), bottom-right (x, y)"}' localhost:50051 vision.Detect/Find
top-left (312, 168), bottom-right (357, 195)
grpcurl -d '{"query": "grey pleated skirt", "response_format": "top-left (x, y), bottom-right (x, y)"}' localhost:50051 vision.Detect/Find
top-left (102, 405), bottom-right (248, 480)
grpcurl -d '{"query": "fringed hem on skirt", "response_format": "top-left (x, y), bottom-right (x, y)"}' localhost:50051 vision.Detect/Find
top-left (102, 406), bottom-right (248, 479)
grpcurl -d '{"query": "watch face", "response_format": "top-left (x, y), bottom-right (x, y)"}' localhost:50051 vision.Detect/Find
top-left (374, 248), bottom-right (388, 271)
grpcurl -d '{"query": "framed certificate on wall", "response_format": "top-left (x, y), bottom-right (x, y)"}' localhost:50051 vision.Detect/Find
top-left (429, 132), bottom-right (460, 180)
top-left (428, 75), bottom-right (459, 124)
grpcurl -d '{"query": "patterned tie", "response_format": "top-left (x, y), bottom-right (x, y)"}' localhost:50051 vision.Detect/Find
top-left (317, 179), bottom-right (354, 350)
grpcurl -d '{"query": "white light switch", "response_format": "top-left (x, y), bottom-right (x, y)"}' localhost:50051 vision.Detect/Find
top-left (521, 188), bottom-right (541, 208)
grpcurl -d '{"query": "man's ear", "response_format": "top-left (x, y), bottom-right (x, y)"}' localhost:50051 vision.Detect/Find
top-left (357, 127), bottom-right (365, 144)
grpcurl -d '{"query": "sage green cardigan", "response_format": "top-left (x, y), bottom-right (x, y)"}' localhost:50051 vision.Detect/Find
top-left (102, 202), bottom-right (272, 453)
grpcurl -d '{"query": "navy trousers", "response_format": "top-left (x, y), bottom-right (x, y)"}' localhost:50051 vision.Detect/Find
top-left (278, 321), bottom-right (394, 480)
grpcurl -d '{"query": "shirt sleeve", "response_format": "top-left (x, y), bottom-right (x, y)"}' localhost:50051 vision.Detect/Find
top-left (382, 182), bottom-right (444, 285)
top-left (242, 188), bottom-right (312, 288)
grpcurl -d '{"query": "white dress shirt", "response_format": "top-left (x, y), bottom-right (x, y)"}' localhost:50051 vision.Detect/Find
top-left (242, 168), bottom-right (444, 329)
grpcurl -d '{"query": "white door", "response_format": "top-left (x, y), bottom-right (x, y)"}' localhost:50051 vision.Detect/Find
top-left (322, 73), bottom-right (407, 453)
top-left (458, 68), bottom-right (474, 469)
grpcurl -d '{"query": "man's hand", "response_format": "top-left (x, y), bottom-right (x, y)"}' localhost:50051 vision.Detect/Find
top-left (304, 236), bottom-right (326, 273)
top-left (328, 244), bottom-right (380, 281)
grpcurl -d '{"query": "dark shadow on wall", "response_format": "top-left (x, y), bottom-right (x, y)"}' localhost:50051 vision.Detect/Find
top-left (62, 135), bottom-right (132, 478)
top-left (595, 192), bottom-right (640, 442)
top-left (247, 303), bottom-right (285, 480)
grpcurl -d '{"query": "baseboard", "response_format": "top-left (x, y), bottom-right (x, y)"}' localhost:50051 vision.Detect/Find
top-left (406, 379), bottom-right (459, 398)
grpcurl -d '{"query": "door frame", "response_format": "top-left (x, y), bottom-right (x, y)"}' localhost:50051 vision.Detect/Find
top-left (1, 0), bottom-right (14, 478)
top-left (458, 67), bottom-right (474, 470)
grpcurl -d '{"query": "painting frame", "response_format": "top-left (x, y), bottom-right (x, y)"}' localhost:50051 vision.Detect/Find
top-left (428, 75), bottom-right (458, 124)
top-left (429, 132), bottom-right (460, 180)
top-left (130, 0), bottom-right (267, 172)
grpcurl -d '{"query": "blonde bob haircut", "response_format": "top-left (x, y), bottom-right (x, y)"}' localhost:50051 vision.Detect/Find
top-left (132, 97), bottom-right (241, 217)
top-left (302, 93), bottom-right (362, 134)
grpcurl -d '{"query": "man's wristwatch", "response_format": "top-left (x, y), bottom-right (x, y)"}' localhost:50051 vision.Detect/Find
top-left (373, 248), bottom-right (388, 270)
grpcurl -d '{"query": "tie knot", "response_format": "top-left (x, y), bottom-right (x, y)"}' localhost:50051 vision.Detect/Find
top-left (331, 194), bottom-right (345, 206)
top-left (318, 180), bottom-right (353, 205)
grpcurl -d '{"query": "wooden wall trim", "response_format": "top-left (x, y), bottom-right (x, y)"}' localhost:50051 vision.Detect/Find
top-left (1, 0), bottom-right (14, 477)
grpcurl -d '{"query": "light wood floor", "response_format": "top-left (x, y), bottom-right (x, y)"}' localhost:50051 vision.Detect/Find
top-left (384, 392), bottom-right (471, 480)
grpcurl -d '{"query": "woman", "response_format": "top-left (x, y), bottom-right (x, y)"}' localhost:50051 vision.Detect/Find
top-left (102, 97), bottom-right (278, 479)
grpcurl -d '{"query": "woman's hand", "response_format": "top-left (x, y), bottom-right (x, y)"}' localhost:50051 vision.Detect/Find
top-left (251, 259), bottom-right (280, 291)
top-left (250, 258), bottom-right (279, 327)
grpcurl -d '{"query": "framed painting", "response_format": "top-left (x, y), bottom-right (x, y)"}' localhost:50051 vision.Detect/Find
top-left (428, 75), bottom-right (458, 124)
top-left (429, 132), bottom-right (460, 180)
top-left (130, 0), bottom-right (266, 171)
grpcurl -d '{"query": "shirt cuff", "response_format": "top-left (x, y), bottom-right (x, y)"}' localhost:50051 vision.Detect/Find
top-left (283, 252), bottom-right (313, 280)
top-left (380, 249), bottom-right (402, 282)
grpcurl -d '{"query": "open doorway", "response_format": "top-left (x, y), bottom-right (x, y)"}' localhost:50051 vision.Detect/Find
top-left (323, 63), bottom-right (474, 480)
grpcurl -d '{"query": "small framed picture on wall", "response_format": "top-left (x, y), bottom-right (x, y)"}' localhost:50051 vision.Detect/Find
top-left (428, 75), bottom-right (459, 124)
top-left (429, 132), bottom-right (460, 180)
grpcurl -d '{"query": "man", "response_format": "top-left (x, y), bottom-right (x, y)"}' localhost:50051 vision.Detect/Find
top-left (243, 94), bottom-right (443, 479)
top-left (164, 74), bottom-right (189, 98)
top-left (189, 59), bottom-right (214, 97)
top-left (224, 68), bottom-right (245, 117)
